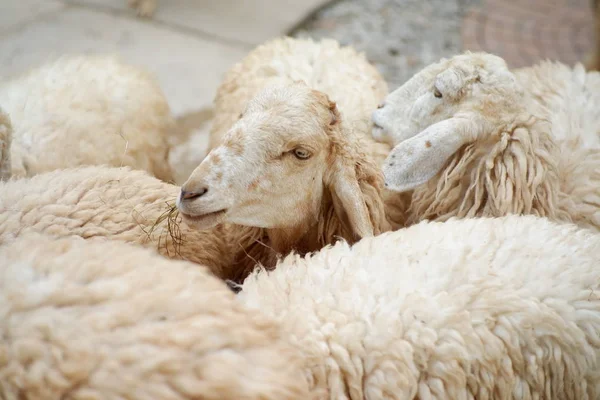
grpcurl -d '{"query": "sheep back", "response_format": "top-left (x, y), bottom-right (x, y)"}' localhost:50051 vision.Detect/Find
top-left (0, 233), bottom-right (311, 400)
top-left (240, 215), bottom-right (600, 399)
top-left (0, 55), bottom-right (175, 181)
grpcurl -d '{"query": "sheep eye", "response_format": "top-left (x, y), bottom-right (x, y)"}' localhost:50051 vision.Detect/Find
top-left (433, 87), bottom-right (443, 98)
top-left (293, 148), bottom-right (311, 160)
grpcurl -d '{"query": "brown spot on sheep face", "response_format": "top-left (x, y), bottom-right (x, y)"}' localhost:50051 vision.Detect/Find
top-left (425, 141), bottom-right (432, 148)
top-left (224, 137), bottom-right (244, 156)
top-left (215, 172), bottom-right (223, 181)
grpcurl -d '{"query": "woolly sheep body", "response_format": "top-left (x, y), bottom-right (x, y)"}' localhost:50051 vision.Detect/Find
top-left (0, 233), bottom-right (310, 400)
top-left (0, 165), bottom-right (238, 278)
top-left (209, 36), bottom-right (391, 163)
top-left (0, 55), bottom-right (175, 181)
top-left (514, 60), bottom-right (600, 230)
top-left (514, 60), bottom-right (600, 148)
top-left (239, 214), bottom-right (600, 399)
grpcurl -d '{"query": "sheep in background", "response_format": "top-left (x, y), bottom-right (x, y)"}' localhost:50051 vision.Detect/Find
top-left (0, 166), bottom-right (236, 279)
top-left (239, 214), bottom-right (600, 399)
top-left (0, 107), bottom-right (11, 181)
top-left (0, 233), bottom-right (311, 400)
top-left (179, 81), bottom-right (396, 281)
top-left (208, 36), bottom-right (392, 165)
top-left (372, 52), bottom-right (600, 230)
top-left (0, 55), bottom-right (175, 182)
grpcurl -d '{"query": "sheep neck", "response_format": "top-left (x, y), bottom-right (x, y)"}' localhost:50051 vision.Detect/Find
top-left (266, 223), bottom-right (314, 257)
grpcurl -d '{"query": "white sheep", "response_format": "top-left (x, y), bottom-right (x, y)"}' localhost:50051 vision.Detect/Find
top-left (371, 52), bottom-right (600, 230)
top-left (178, 81), bottom-right (399, 281)
top-left (0, 54), bottom-right (175, 182)
top-left (0, 233), bottom-right (310, 400)
top-left (208, 36), bottom-right (392, 164)
top-left (239, 214), bottom-right (600, 399)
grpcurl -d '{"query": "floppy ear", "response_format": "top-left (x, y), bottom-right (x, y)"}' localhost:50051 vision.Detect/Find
top-left (329, 163), bottom-right (374, 239)
top-left (383, 117), bottom-right (475, 192)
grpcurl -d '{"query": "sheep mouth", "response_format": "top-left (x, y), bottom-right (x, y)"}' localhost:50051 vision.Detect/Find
top-left (180, 209), bottom-right (227, 229)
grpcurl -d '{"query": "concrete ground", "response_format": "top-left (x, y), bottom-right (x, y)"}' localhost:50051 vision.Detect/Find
top-left (294, 0), bottom-right (595, 89)
top-left (1, 0), bottom-right (596, 162)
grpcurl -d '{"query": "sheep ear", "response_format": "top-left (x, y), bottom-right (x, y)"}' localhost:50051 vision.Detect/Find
top-left (383, 118), bottom-right (472, 192)
top-left (329, 164), bottom-right (374, 239)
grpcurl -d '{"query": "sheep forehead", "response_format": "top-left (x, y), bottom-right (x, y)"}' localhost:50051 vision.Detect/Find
top-left (236, 86), bottom-right (331, 146)
top-left (391, 53), bottom-right (515, 104)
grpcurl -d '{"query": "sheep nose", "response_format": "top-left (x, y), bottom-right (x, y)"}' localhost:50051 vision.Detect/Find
top-left (180, 187), bottom-right (208, 201)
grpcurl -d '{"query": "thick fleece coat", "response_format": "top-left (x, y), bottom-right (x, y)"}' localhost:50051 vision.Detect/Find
top-left (0, 233), bottom-right (311, 400)
top-left (239, 215), bottom-right (600, 399)
top-left (0, 55), bottom-right (175, 181)
top-left (0, 166), bottom-right (238, 278)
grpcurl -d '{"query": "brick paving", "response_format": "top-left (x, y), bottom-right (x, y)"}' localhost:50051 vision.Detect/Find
top-left (462, 0), bottom-right (595, 68)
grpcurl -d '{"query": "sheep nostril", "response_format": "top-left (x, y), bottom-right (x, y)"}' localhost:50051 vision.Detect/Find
top-left (180, 187), bottom-right (208, 201)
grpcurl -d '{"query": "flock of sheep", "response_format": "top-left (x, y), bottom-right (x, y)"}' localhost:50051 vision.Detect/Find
top-left (1, 11), bottom-right (600, 400)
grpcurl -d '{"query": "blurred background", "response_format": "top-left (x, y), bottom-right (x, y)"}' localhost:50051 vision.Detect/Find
top-left (2, 0), bottom-right (594, 151)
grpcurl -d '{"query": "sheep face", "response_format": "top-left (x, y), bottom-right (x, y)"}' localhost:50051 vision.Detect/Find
top-left (372, 52), bottom-right (523, 192)
top-left (177, 83), bottom-right (376, 238)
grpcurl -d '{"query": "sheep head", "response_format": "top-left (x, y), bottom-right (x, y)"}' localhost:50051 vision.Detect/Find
top-left (372, 52), bottom-right (525, 192)
top-left (0, 107), bottom-right (12, 182)
top-left (177, 82), bottom-right (385, 241)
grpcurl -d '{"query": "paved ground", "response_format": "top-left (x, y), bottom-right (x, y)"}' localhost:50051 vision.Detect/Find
top-left (0, 0), bottom-right (330, 116)
top-left (295, 0), bottom-right (595, 89)
top-left (461, 0), bottom-right (594, 69)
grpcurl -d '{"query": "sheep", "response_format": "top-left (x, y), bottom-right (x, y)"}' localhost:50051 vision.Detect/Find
top-left (0, 233), bottom-right (311, 400)
top-left (371, 51), bottom-right (600, 230)
top-left (0, 165), bottom-right (237, 279)
top-left (178, 81), bottom-right (397, 281)
top-left (0, 54), bottom-right (175, 182)
top-left (238, 214), bottom-right (600, 399)
top-left (0, 107), bottom-right (11, 181)
top-left (208, 36), bottom-right (392, 164)
top-left (127, 0), bottom-right (157, 17)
